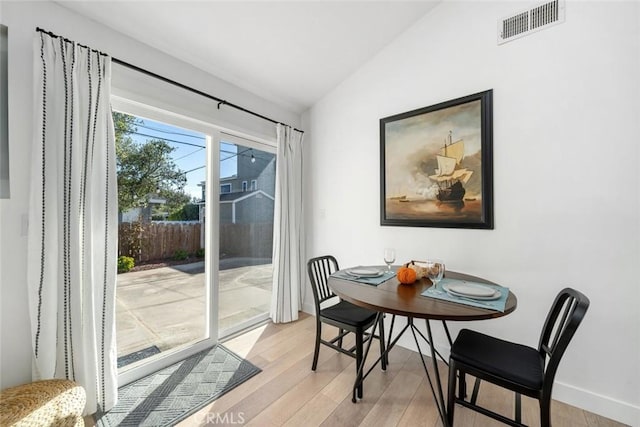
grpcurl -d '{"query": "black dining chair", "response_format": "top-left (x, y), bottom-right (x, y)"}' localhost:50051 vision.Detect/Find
top-left (307, 255), bottom-right (387, 398)
top-left (447, 287), bottom-right (590, 427)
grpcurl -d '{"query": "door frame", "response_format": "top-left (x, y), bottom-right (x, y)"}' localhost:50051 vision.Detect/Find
top-left (111, 96), bottom-right (276, 386)
top-left (112, 97), bottom-right (220, 386)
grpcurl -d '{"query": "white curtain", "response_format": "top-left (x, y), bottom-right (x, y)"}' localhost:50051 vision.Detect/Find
top-left (270, 124), bottom-right (305, 323)
top-left (27, 32), bottom-right (118, 414)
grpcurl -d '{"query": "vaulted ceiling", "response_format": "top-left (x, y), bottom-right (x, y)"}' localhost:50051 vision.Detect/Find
top-left (57, 1), bottom-right (439, 112)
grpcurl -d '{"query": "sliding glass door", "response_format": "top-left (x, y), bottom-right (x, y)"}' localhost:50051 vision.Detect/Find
top-left (111, 97), bottom-right (277, 384)
top-left (217, 134), bottom-right (276, 337)
top-left (113, 107), bottom-right (217, 385)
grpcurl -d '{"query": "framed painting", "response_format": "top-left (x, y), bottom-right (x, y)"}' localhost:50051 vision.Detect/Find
top-left (380, 90), bottom-right (493, 229)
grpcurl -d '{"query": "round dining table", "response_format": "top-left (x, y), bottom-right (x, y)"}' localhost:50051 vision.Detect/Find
top-left (328, 267), bottom-right (518, 427)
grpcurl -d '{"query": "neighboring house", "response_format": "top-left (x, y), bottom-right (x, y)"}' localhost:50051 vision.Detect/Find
top-left (220, 190), bottom-right (275, 224)
top-left (119, 196), bottom-right (167, 223)
top-left (120, 207), bottom-right (144, 223)
top-left (223, 150), bottom-right (276, 196)
top-left (198, 147), bottom-right (276, 224)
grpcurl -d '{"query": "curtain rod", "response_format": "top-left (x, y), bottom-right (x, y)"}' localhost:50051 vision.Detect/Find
top-left (36, 27), bottom-right (304, 134)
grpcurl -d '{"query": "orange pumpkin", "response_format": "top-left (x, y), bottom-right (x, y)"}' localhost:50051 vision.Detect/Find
top-left (397, 267), bottom-right (417, 284)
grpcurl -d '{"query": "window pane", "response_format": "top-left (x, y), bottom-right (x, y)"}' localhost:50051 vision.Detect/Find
top-left (218, 141), bottom-right (275, 335)
top-left (114, 111), bottom-right (208, 368)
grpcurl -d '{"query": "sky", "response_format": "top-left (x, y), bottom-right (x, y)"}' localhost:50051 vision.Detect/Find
top-left (384, 100), bottom-right (482, 198)
top-left (129, 116), bottom-right (238, 200)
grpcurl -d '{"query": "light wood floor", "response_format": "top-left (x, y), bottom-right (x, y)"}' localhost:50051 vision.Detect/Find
top-left (173, 313), bottom-right (624, 427)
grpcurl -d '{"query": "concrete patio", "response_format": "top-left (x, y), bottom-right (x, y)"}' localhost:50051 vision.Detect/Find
top-left (115, 260), bottom-right (272, 362)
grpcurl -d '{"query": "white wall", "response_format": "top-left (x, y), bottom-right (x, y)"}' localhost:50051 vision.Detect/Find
top-left (305, 1), bottom-right (639, 425)
top-left (0, 1), bottom-right (300, 390)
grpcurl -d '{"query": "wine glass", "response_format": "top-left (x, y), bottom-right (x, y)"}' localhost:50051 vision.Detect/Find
top-left (383, 248), bottom-right (396, 271)
top-left (426, 259), bottom-right (445, 291)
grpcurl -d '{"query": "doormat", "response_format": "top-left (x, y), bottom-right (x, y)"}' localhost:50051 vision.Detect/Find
top-left (95, 345), bottom-right (261, 426)
top-left (117, 345), bottom-right (161, 368)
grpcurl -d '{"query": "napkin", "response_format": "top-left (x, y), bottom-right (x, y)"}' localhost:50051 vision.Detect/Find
top-left (331, 269), bottom-right (396, 286)
top-left (421, 278), bottom-right (509, 312)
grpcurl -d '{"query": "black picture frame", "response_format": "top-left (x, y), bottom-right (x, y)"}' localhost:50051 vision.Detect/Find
top-left (380, 90), bottom-right (493, 229)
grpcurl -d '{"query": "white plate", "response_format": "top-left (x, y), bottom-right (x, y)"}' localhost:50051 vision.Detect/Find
top-left (443, 283), bottom-right (501, 300)
top-left (445, 288), bottom-right (501, 301)
top-left (346, 268), bottom-right (383, 278)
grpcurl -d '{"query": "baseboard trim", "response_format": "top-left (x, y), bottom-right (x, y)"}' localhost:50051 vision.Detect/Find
top-left (553, 381), bottom-right (639, 426)
top-left (301, 302), bottom-right (315, 315)
top-left (397, 339), bottom-right (639, 426)
top-left (299, 309), bottom-right (639, 426)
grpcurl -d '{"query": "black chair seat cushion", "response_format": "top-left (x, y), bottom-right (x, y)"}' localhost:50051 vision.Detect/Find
top-left (320, 300), bottom-right (377, 328)
top-left (451, 329), bottom-right (544, 390)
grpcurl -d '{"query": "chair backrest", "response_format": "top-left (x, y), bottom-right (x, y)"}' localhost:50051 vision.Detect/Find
top-left (538, 288), bottom-right (590, 389)
top-left (307, 255), bottom-right (340, 310)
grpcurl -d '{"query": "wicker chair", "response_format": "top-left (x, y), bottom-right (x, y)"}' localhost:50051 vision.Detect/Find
top-left (0, 379), bottom-right (86, 427)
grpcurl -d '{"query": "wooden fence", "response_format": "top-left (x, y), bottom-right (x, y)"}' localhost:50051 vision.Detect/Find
top-left (119, 221), bottom-right (273, 262)
top-left (219, 222), bottom-right (273, 259)
top-left (119, 222), bottom-right (201, 262)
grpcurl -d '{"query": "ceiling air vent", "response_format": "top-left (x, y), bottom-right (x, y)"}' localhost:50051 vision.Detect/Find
top-left (498, 0), bottom-right (565, 45)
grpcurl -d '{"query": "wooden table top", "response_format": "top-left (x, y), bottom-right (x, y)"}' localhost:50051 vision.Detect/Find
top-left (328, 268), bottom-right (517, 321)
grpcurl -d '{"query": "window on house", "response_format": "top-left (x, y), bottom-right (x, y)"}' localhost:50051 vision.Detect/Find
top-left (220, 183), bottom-right (231, 193)
top-left (251, 180), bottom-right (257, 190)
top-left (242, 181), bottom-right (248, 191)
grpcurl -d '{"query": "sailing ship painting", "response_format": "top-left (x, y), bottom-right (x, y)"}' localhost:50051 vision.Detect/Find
top-left (380, 90), bottom-right (493, 229)
top-left (429, 131), bottom-right (473, 202)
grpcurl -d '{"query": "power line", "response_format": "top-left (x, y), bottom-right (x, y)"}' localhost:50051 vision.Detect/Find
top-left (174, 147), bottom-right (205, 161)
top-left (130, 131), bottom-right (205, 148)
top-left (126, 130), bottom-right (271, 166)
top-left (136, 122), bottom-right (205, 140)
top-left (183, 165), bottom-right (206, 174)
top-left (220, 148), bottom-right (272, 163)
top-left (183, 147), bottom-right (270, 174)
top-left (127, 130), bottom-right (270, 161)
top-left (220, 147), bottom-right (251, 162)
